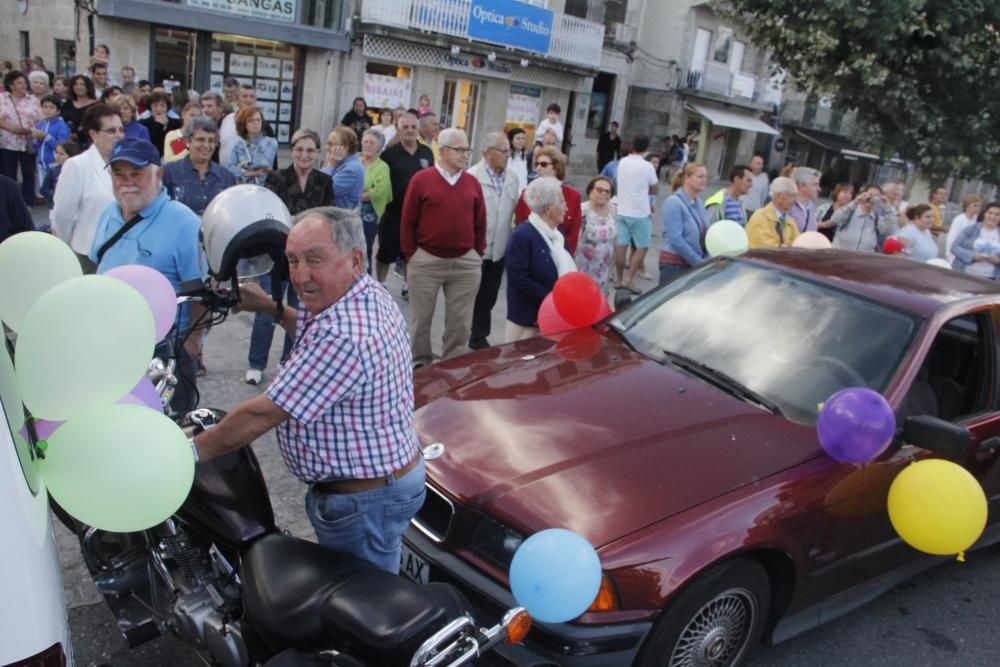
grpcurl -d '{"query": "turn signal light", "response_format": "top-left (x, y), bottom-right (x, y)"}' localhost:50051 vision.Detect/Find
top-left (586, 574), bottom-right (619, 613)
top-left (505, 608), bottom-right (533, 644)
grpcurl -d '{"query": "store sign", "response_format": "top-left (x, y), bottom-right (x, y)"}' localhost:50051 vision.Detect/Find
top-left (467, 0), bottom-right (553, 55)
top-left (364, 73), bottom-right (412, 110)
top-left (506, 84), bottom-right (541, 124)
top-left (440, 52), bottom-right (513, 78)
top-left (185, 0), bottom-right (297, 24)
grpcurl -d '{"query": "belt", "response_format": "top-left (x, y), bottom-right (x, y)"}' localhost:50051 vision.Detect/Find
top-left (659, 251), bottom-right (689, 266)
top-left (312, 454), bottom-right (420, 495)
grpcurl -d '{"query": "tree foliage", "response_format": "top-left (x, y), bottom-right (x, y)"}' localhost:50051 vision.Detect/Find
top-left (717, 0), bottom-right (1000, 181)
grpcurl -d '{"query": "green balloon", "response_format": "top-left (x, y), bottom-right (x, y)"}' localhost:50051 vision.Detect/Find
top-left (16, 275), bottom-right (155, 421)
top-left (0, 231), bottom-right (81, 331)
top-left (705, 219), bottom-right (750, 257)
top-left (39, 404), bottom-right (195, 532)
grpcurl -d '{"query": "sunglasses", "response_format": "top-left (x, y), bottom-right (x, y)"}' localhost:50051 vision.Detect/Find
top-left (535, 160), bottom-right (553, 168)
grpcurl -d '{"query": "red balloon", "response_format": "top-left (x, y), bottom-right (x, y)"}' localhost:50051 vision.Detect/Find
top-left (595, 297), bottom-right (611, 320)
top-left (882, 237), bottom-right (904, 255)
top-left (538, 293), bottom-right (577, 335)
top-left (552, 272), bottom-right (602, 327)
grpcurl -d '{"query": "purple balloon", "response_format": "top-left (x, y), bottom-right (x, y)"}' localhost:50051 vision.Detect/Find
top-left (128, 375), bottom-right (163, 411)
top-left (817, 387), bottom-right (896, 464)
top-left (20, 418), bottom-right (63, 442)
top-left (104, 264), bottom-right (176, 342)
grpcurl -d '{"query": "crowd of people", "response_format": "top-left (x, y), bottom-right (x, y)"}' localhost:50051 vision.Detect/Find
top-left (4, 46), bottom-right (999, 576)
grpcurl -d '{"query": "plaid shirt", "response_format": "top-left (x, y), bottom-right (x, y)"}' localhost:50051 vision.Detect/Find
top-left (266, 274), bottom-right (419, 481)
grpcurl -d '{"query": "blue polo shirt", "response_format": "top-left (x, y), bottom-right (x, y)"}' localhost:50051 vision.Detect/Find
top-left (90, 188), bottom-right (205, 331)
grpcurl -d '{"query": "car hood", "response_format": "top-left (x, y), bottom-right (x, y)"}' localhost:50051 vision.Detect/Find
top-left (414, 330), bottom-right (820, 548)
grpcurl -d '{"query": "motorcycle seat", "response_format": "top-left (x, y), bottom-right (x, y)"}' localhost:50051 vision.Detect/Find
top-left (243, 532), bottom-right (471, 666)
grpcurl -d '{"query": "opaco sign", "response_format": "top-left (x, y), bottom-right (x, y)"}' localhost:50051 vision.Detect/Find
top-left (467, 0), bottom-right (553, 55)
top-left (186, 0), bottom-right (297, 24)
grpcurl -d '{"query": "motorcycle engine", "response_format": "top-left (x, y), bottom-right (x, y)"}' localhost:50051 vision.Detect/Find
top-left (160, 526), bottom-right (249, 667)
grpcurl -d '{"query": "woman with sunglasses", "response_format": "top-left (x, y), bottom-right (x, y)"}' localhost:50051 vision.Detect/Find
top-left (513, 146), bottom-right (582, 254)
top-left (575, 175), bottom-right (618, 299)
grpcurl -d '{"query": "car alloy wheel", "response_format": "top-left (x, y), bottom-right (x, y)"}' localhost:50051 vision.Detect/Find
top-left (668, 587), bottom-right (758, 666)
top-left (636, 558), bottom-right (770, 667)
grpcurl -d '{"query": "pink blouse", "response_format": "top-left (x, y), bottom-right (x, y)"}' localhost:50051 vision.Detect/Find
top-left (0, 92), bottom-right (42, 152)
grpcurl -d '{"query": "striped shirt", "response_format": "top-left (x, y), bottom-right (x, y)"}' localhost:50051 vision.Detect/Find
top-left (723, 193), bottom-right (747, 226)
top-left (266, 274), bottom-right (420, 481)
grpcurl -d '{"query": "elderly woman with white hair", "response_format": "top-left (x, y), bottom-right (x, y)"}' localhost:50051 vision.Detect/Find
top-left (28, 70), bottom-right (52, 100)
top-left (746, 176), bottom-right (801, 248)
top-left (505, 176), bottom-right (577, 341)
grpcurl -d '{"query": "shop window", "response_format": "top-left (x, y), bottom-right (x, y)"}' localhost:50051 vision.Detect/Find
top-left (210, 33), bottom-right (301, 144)
top-left (442, 78), bottom-right (480, 140)
top-left (363, 63), bottom-right (413, 116)
top-left (153, 28), bottom-right (196, 92)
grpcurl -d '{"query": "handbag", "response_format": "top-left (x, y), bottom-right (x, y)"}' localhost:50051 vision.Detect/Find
top-left (8, 93), bottom-right (36, 155)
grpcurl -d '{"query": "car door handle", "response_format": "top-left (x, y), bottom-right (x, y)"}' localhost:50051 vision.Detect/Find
top-left (977, 436), bottom-right (1000, 453)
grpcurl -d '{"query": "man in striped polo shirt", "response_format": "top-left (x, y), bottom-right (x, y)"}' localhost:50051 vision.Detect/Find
top-left (195, 207), bottom-right (424, 574)
top-left (706, 163), bottom-right (752, 226)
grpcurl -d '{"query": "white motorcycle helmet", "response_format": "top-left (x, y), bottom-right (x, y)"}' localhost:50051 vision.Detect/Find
top-left (201, 184), bottom-right (292, 282)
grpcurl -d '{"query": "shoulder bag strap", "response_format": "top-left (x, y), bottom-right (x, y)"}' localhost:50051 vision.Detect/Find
top-left (96, 214), bottom-right (144, 263)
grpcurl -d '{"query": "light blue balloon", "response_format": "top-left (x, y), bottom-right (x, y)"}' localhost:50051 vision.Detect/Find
top-left (509, 528), bottom-right (602, 623)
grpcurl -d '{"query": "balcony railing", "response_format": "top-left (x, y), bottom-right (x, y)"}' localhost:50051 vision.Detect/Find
top-left (782, 100), bottom-right (857, 136)
top-left (683, 61), bottom-right (773, 106)
top-left (360, 0), bottom-right (605, 69)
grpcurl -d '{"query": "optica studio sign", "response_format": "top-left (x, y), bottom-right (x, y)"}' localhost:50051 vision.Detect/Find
top-left (467, 0), bottom-right (554, 55)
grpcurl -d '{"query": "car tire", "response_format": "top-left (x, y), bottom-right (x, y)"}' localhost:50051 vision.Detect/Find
top-left (635, 557), bottom-right (770, 667)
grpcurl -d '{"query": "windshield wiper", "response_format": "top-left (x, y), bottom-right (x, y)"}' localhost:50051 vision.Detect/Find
top-left (660, 349), bottom-right (784, 416)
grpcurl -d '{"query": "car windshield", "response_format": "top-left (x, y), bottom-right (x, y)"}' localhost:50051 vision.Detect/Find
top-left (610, 259), bottom-right (920, 424)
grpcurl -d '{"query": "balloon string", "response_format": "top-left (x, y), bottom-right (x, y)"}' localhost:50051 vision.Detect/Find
top-left (956, 551), bottom-right (966, 563)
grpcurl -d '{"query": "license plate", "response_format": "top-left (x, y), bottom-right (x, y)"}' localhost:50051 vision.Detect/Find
top-left (400, 542), bottom-right (431, 584)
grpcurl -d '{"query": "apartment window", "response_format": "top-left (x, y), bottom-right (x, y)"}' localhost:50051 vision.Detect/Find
top-left (606, 0), bottom-right (628, 24)
top-left (564, 0), bottom-right (602, 22)
top-left (302, 0), bottom-right (345, 30)
top-left (712, 27), bottom-right (733, 64)
top-left (20, 31), bottom-right (30, 59)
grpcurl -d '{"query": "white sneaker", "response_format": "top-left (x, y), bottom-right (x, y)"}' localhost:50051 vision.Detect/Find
top-left (245, 369), bottom-right (262, 385)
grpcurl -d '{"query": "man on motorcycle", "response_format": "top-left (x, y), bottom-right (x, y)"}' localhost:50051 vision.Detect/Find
top-left (194, 207), bottom-right (425, 574)
top-left (89, 137), bottom-right (206, 413)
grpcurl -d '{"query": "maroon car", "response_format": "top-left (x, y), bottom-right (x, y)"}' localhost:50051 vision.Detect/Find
top-left (401, 250), bottom-right (1000, 666)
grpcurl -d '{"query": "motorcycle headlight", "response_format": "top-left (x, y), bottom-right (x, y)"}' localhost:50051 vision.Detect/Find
top-left (471, 516), bottom-right (525, 570)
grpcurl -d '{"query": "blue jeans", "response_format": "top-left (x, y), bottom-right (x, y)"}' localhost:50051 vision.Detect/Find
top-left (248, 272), bottom-right (297, 370)
top-left (659, 262), bottom-right (690, 286)
top-left (305, 456), bottom-right (426, 574)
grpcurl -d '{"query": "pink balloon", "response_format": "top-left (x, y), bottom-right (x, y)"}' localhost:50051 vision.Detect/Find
top-left (538, 293), bottom-right (577, 335)
top-left (104, 264), bottom-right (177, 341)
top-left (792, 231), bottom-right (832, 249)
top-left (128, 375), bottom-right (163, 411)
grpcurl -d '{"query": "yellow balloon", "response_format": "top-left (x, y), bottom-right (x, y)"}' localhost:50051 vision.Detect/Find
top-left (887, 459), bottom-right (988, 556)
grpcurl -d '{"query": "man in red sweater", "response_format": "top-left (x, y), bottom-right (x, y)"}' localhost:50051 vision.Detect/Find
top-left (401, 128), bottom-right (486, 368)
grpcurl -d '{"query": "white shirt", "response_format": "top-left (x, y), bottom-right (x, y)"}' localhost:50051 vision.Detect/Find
top-left (535, 118), bottom-right (563, 144)
top-left (745, 171), bottom-right (770, 211)
top-left (615, 154), bottom-right (658, 218)
top-left (218, 113), bottom-right (238, 168)
top-left (507, 154), bottom-right (528, 195)
top-left (435, 164), bottom-right (462, 186)
top-left (967, 227), bottom-right (1000, 278)
top-left (379, 124), bottom-right (397, 148)
top-left (50, 145), bottom-right (115, 255)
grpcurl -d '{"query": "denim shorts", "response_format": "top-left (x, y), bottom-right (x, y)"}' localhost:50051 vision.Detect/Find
top-left (617, 214), bottom-right (652, 248)
top-left (305, 456), bottom-right (426, 574)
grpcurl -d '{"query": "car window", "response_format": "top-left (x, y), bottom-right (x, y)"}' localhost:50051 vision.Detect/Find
top-left (907, 314), bottom-right (992, 422)
top-left (0, 340), bottom-right (41, 494)
top-left (612, 260), bottom-right (920, 424)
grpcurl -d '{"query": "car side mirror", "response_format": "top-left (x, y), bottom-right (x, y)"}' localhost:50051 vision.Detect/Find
top-left (900, 415), bottom-right (970, 460)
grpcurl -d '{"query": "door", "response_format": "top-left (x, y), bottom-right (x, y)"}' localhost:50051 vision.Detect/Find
top-left (441, 78), bottom-right (480, 146)
top-left (842, 312), bottom-right (1000, 584)
top-left (152, 27), bottom-right (197, 91)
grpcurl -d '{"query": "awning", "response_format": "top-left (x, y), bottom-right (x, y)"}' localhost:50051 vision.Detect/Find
top-left (794, 129), bottom-right (879, 161)
top-left (687, 103), bottom-right (780, 135)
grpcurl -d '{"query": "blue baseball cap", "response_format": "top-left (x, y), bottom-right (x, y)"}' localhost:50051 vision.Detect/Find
top-left (106, 138), bottom-right (161, 168)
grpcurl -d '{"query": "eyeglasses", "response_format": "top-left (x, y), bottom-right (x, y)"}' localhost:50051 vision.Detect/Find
top-left (293, 147), bottom-right (319, 154)
top-left (593, 187), bottom-right (612, 194)
top-left (535, 160), bottom-right (553, 168)
top-left (488, 147), bottom-right (511, 156)
top-left (442, 146), bottom-right (472, 155)
top-left (98, 126), bottom-right (126, 135)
